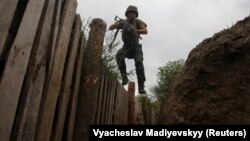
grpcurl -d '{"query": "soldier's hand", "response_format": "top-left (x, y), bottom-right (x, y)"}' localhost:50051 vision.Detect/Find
top-left (117, 22), bottom-right (124, 29)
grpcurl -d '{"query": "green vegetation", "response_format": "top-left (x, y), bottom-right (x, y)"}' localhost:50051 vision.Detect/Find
top-left (100, 33), bottom-right (121, 79)
top-left (150, 59), bottom-right (185, 102)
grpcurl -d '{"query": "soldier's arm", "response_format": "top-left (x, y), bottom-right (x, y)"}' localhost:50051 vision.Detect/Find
top-left (109, 21), bottom-right (122, 30)
top-left (136, 21), bottom-right (148, 34)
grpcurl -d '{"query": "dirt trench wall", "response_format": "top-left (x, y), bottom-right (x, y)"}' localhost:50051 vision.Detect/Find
top-left (159, 15), bottom-right (250, 124)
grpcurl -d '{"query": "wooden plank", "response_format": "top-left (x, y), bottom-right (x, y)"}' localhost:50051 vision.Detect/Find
top-left (111, 81), bottom-right (118, 122)
top-left (48, 0), bottom-right (63, 76)
top-left (109, 80), bottom-right (116, 123)
top-left (0, 0), bottom-right (46, 140)
top-left (118, 87), bottom-right (128, 124)
top-left (8, 1), bottom-right (42, 139)
top-left (0, 0), bottom-right (19, 60)
top-left (114, 84), bottom-right (122, 124)
top-left (66, 34), bottom-right (85, 141)
top-left (99, 77), bottom-right (107, 124)
top-left (107, 80), bottom-right (112, 123)
top-left (116, 85), bottom-right (123, 124)
top-left (35, 0), bottom-right (77, 140)
top-left (111, 82), bottom-right (118, 124)
top-left (111, 82), bottom-right (129, 124)
top-left (120, 87), bottom-right (126, 123)
top-left (12, 0), bottom-right (58, 140)
top-left (101, 77), bottom-right (109, 124)
top-left (104, 78), bottom-right (111, 124)
top-left (93, 76), bottom-right (100, 124)
top-left (113, 85), bottom-right (118, 124)
top-left (107, 80), bottom-right (114, 124)
top-left (124, 89), bottom-right (129, 124)
top-left (0, 0), bottom-right (5, 10)
top-left (52, 14), bottom-right (81, 141)
top-left (109, 80), bottom-right (116, 124)
top-left (125, 89), bottom-right (129, 123)
top-left (107, 79), bottom-right (113, 124)
top-left (94, 76), bottom-right (105, 124)
top-left (91, 76), bottom-right (101, 123)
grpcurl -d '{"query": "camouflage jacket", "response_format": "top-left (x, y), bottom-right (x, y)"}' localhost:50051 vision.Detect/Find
top-left (122, 19), bottom-right (147, 46)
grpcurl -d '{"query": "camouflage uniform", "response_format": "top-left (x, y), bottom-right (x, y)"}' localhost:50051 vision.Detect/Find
top-left (116, 18), bottom-right (147, 87)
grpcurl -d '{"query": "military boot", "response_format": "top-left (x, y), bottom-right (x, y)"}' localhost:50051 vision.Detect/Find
top-left (122, 75), bottom-right (129, 85)
top-left (138, 84), bottom-right (146, 94)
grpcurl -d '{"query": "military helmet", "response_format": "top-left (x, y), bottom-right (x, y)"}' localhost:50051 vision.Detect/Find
top-left (125, 5), bottom-right (138, 18)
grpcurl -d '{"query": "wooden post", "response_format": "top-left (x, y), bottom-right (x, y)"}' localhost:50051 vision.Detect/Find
top-left (128, 82), bottom-right (135, 124)
top-left (0, 0), bottom-right (46, 140)
top-left (35, 0), bottom-right (77, 140)
top-left (74, 18), bottom-right (106, 141)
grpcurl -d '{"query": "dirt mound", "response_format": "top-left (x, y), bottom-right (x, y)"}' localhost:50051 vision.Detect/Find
top-left (159, 15), bottom-right (250, 124)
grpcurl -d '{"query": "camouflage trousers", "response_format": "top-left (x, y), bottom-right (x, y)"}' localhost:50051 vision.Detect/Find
top-left (116, 44), bottom-right (146, 85)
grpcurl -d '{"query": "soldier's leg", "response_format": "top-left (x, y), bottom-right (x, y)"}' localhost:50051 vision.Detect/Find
top-left (134, 45), bottom-right (146, 94)
top-left (135, 61), bottom-right (146, 84)
top-left (116, 48), bottom-right (129, 85)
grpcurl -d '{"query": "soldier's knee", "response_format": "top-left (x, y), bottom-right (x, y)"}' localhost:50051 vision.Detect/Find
top-left (116, 52), bottom-right (122, 60)
top-left (116, 49), bottom-right (125, 59)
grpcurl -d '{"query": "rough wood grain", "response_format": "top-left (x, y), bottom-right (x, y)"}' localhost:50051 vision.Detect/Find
top-left (74, 18), bottom-right (106, 141)
top-left (52, 14), bottom-right (82, 141)
top-left (13, 0), bottom-right (59, 140)
top-left (35, 0), bottom-right (77, 140)
top-left (0, 0), bottom-right (19, 60)
top-left (0, 0), bottom-right (46, 140)
top-left (65, 33), bottom-right (85, 141)
top-left (48, 0), bottom-right (63, 76)
top-left (94, 76), bottom-right (105, 124)
top-left (128, 82), bottom-right (136, 124)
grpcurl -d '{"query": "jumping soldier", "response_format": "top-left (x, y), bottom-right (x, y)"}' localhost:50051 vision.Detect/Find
top-left (109, 5), bottom-right (148, 94)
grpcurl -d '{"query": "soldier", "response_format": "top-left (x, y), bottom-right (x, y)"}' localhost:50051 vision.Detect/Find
top-left (109, 5), bottom-right (148, 94)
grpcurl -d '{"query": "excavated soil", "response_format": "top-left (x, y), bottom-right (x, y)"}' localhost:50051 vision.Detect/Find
top-left (159, 15), bottom-right (250, 124)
